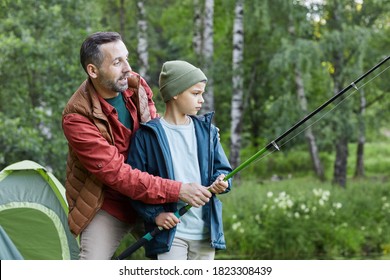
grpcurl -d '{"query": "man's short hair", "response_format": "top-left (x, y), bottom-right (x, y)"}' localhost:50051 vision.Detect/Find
top-left (80, 31), bottom-right (123, 74)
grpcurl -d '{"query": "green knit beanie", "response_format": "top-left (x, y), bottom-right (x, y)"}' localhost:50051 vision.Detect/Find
top-left (159, 60), bottom-right (207, 102)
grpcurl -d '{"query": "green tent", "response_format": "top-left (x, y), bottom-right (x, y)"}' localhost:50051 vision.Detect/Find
top-left (0, 160), bottom-right (79, 260)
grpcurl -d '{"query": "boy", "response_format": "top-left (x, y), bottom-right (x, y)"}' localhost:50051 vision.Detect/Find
top-left (127, 60), bottom-right (232, 260)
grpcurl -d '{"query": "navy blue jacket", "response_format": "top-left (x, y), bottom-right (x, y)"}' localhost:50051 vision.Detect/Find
top-left (127, 112), bottom-right (232, 258)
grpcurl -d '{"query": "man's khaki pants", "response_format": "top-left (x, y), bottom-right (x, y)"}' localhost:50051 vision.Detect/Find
top-left (79, 209), bottom-right (143, 260)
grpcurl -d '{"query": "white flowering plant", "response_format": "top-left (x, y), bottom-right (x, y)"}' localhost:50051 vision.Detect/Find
top-left (219, 177), bottom-right (390, 260)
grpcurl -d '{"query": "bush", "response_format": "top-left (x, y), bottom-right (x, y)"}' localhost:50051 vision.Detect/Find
top-left (218, 177), bottom-right (390, 259)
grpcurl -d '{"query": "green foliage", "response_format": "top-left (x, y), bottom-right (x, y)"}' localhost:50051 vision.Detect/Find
top-left (0, 0), bottom-right (388, 184)
top-left (238, 143), bottom-right (314, 179)
top-left (0, 0), bottom-right (102, 181)
top-left (348, 141), bottom-right (390, 176)
top-left (0, 112), bottom-right (44, 164)
top-left (237, 138), bottom-right (390, 181)
top-left (219, 177), bottom-right (390, 259)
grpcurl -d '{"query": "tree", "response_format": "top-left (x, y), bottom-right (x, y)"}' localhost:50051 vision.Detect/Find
top-left (120, 0), bottom-right (126, 36)
top-left (193, 0), bottom-right (215, 115)
top-left (230, 0), bottom-right (244, 173)
top-left (354, 88), bottom-right (366, 178)
top-left (201, 0), bottom-right (215, 114)
top-left (193, 0), bottom-right (203, 57)
top-left (353, 0), bottom-right (390, 178)
top-left (316, 0), bottom-right (387, 186)
top-left (137, 0), bottom-right (150, 81)
top-left (0, 0), bottom-right (103, 181)
top-left (294, 64), bottom-right (325, 180)
top-left (288, 3), bottom-right (325, 181)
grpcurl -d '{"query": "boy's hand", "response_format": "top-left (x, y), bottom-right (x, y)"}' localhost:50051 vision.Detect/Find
top-left (209, 174), bottom-right (228, 194)
top-left (155, 212), bottom-right (180, 230)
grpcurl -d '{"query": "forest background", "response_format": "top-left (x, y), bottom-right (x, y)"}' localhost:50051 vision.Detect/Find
top-left (1, 0), bottom-right (389, 259)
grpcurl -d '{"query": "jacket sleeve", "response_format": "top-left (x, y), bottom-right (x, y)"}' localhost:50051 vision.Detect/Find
top-left (127, 127), bottom-right (166, 223)
top-left (62, 113), bottom-right (181, 204)
top-left (211, 125), bottom-right (233, 194)
top-left (130, 200), bottom-right (165, 224)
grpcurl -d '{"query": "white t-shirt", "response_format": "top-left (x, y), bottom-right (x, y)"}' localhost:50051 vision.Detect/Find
top-left (160, 117), bottom-right (209, 240)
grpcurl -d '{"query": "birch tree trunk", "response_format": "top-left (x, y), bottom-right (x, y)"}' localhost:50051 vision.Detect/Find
top-left (200, 0), bottom-right (214, 114)
top-left (288, 18), bottom-right (325, 181)
top-left (230, 0), bottom-right (244, 173)
top-left (355, 89), bottom-right (366, 178)
top-left (137, 1), bottom-right (149, 81)
top-left (294, 67), bottom-right (325, 181)
top-left (119, 0), bottom-right (125, 38)
top-left (193, 0), bottom-right (202, 58)
top-left (193, 0), bottom-right (214, 115)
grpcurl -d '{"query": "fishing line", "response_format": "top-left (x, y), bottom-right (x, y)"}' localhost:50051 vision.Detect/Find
top-left (278, 63), bottom-right (390, 149)
top-left (278, 87), bottom-right (357, 149)
top-left (231, 61), bottom-right (390, 174)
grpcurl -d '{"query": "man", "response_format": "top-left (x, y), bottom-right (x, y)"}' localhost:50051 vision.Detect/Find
top-left (62, 32), bottom-right (211, 260)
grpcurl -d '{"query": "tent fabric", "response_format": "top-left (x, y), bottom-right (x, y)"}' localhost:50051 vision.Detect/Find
top-left (0, 160), bottom-right (79, 260)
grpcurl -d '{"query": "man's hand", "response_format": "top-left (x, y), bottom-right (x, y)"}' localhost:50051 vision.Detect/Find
top-left (209, 174), bottom-right (228, 194)
top-left (155, 212), bottom-right (180, 230)
top-left (179, 183), bottom-right (211, 207)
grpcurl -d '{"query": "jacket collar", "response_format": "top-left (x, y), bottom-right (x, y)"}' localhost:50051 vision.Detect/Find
top-left (144, 112), bottom-right (215, 128)
top-left (86, 73), bottom-right (141, 120)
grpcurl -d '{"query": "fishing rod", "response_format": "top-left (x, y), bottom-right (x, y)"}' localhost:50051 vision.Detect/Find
top-left (117, 55), bottom-right (389, 260)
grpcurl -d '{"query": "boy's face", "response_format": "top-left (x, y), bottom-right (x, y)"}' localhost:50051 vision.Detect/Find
top-left (173, 82), bottom-right (206, 115)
